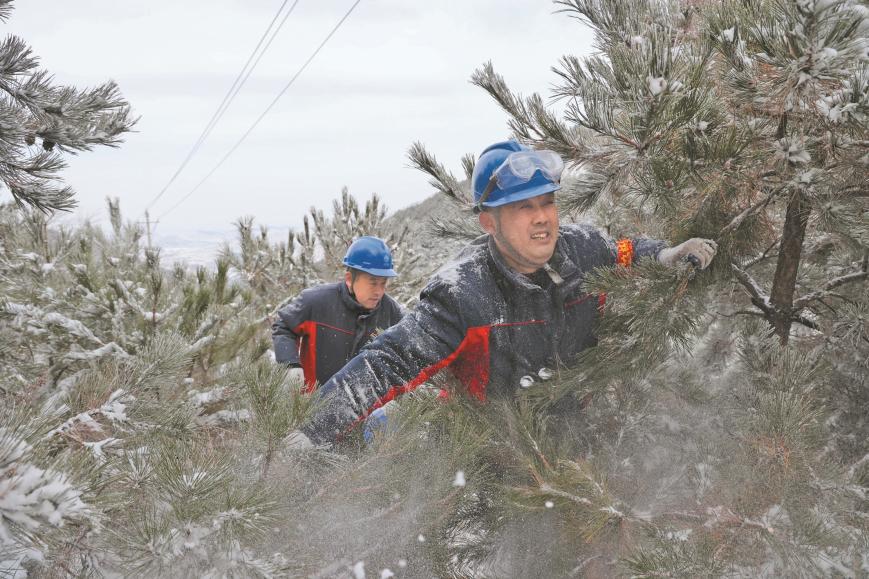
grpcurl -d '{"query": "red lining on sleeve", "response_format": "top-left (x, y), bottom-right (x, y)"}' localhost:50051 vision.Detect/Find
top-left (293, 321), bottom-right (355, 392)
top-left (344, 325), bottom-right (494, 435)
top-left (447, 326), bottom-right (491, 401)
top-left (293, 321), bottom-right (319, 392)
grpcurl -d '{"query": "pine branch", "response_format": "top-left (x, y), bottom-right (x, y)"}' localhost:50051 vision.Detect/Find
top-left (770, 191), bottom-right (812, 342)
top-left (427, 215), bottom-right (479, 242)
top-left (0, 1), bottom-right (13, 22)
top-left (718, 184), bottom-right (785, 236)
top-left (742, 236), bottom-right (781, 269)
top-left (460, 152), bottom-right (475, 181)
top-left (730, 261), bottom-right (773, 315)
top-left (791, 312), bottom-right (820, 331)
top-left (729, 265), bottom-right (821, 331)
top-left (470, 61), bottom-right (536, 138)
top-left (472, 61), bottom-right (587, 160)
top-left (406, 141), bottom-right (472, 207)
top-left (793, 269), bottom-right (869, 310)
top-left (0, 36), bottom-right (38, 84)
top-left (0, 29), bottom-right (135, 212)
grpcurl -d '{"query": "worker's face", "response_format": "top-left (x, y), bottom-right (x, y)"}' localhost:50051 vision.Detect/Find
top-left (479, 193), bottom-right (559, 274)
top-left (346, 271), bottom-right (389, 309)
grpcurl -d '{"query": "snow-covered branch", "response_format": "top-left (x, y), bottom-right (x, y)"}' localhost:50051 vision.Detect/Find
top-left (4, 302), bottom-right (101, 344)
top-left (64, 341), bottom-right (129, 362)
top-left (0, 428), bottom-right (92, 547)
top-left (730, 262), bottom-right (772, 314)
top-left (793, 270), bottom-right (869, 310)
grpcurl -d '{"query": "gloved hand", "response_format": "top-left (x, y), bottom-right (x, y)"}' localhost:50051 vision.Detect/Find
top-left (285, 430), bottom-right (316, 450)
top-left (363, 408), bottom-right (388, 445)
top-left (362, 401), bottom-right (397, 445)
top-left (287, 366), bottom-right (305, 384)
top-left (657, 238), bottom-right (718, 270)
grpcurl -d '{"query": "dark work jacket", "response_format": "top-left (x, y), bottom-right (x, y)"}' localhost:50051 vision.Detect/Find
top-left (271, 282), bottom-right (403, 390)
top-left (302, 225), bottom-right (665, 445)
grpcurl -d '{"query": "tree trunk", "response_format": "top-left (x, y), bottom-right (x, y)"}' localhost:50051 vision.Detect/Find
top-left (769, 190), bottom-right (811, 344)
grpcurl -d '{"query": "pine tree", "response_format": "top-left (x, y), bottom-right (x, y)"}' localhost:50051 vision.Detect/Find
top-left (472, 0), bottom-right (867, 345)
top-left (0, 1), bottom-right (135, 213)
top-left (0, 185), bottom-right (431, 576)
top-left (409, 0), bottom-right (867, 575)
top-left (2, 0), bottom-right (866, 576)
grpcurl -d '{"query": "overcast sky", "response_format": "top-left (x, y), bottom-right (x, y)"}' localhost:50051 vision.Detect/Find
top-left (6, 1), bottom-right (593, 235)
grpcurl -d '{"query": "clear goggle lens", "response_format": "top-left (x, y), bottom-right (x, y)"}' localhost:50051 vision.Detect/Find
top-left (493, 150), bottom-right (564, 189)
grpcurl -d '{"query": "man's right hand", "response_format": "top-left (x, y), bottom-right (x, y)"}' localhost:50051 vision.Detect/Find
top-left (287, 366), bottom-right (305, 384)
top-left (285, 430), bottom-right (316, 450)
top-left (658, 238), bottom-right (717, 270)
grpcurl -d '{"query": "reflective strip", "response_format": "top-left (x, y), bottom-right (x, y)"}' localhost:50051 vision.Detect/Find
top-left (492, 320), bottom-right (546, 328)
top-left (616, 238), bottom-right (634, 267)
top-left (564, 293), bottom-right (595, 309)
top-left (566, 293), bottom-right (608, 313)
top-left (314, 322), bottom-right (354, 336)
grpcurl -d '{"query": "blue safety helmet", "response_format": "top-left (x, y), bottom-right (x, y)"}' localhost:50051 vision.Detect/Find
top-left (472, 140), bottom-right (563, 211)
top-left (342, 236), bottom-right (397, 277)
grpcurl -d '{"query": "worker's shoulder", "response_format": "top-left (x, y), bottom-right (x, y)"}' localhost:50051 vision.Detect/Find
top-left (379, 293), bottom-right (403, 316)
top-left (297, 281), bottom-right (342, 304)
top-left (430, 235), bottom-right (493, 290)
top-left (559, 223), bottom-right (608, 243)
top-left (558, 223), bottom-right (612, 255)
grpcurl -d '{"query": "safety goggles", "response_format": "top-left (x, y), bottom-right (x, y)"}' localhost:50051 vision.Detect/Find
top-left (478, 149), bottom-right (564, 208)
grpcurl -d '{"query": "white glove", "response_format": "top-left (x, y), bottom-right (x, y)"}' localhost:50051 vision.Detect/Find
top-left (287, 366), bottom-right (305, 384)
top-left (284, 430), bottom-right (315, 450)
top-left (657, 238), bottom-right (718, 270)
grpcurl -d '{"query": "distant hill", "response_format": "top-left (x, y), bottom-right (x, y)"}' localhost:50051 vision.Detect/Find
top-left (383, 191), bottom-right (475, 271)
top-left (150, 192), bottom-right (472, 272)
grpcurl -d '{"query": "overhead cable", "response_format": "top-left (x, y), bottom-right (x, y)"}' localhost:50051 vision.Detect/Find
top-left (156, 0), bottom-right (363, 220)
top-left (144, 0), bottom-right (300, 212)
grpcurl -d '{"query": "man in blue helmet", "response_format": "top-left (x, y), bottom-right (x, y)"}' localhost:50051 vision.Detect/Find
top-left (272, 236), bottom-right (404, 391)
top-left (289, 141), bottom-right (717, 447)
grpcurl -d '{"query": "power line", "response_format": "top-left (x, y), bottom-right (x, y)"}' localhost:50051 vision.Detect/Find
top-left (144, 0), bottom-right (299, 213)
top-left (156, 0), bottom-right (363, 221)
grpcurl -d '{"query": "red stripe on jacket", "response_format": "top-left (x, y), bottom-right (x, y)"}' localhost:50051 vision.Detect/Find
top-left (293, 321), bottom-right (356, 392)
top-left (293, 320), bottom-right (319, 392)
top-left (345, 324), bottom-right (495, 434)
top-left (347, 319), bottom-right (556, 436)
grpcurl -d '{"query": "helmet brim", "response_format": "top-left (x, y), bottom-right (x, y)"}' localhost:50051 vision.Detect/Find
top-left (480, 182), bottom-right (560, 208)
top-left (347, 265), bottom-right (398, 278)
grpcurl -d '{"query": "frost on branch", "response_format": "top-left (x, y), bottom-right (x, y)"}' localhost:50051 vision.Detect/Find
top-left (0, 427), bottom-right (91, 550)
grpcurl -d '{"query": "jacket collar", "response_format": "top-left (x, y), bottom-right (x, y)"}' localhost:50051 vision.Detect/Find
top-left (485, 229), bottom-right (580, 292)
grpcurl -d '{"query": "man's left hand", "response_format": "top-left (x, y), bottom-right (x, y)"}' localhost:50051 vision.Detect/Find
top-left (658, 238), bottom-right (718, 270)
